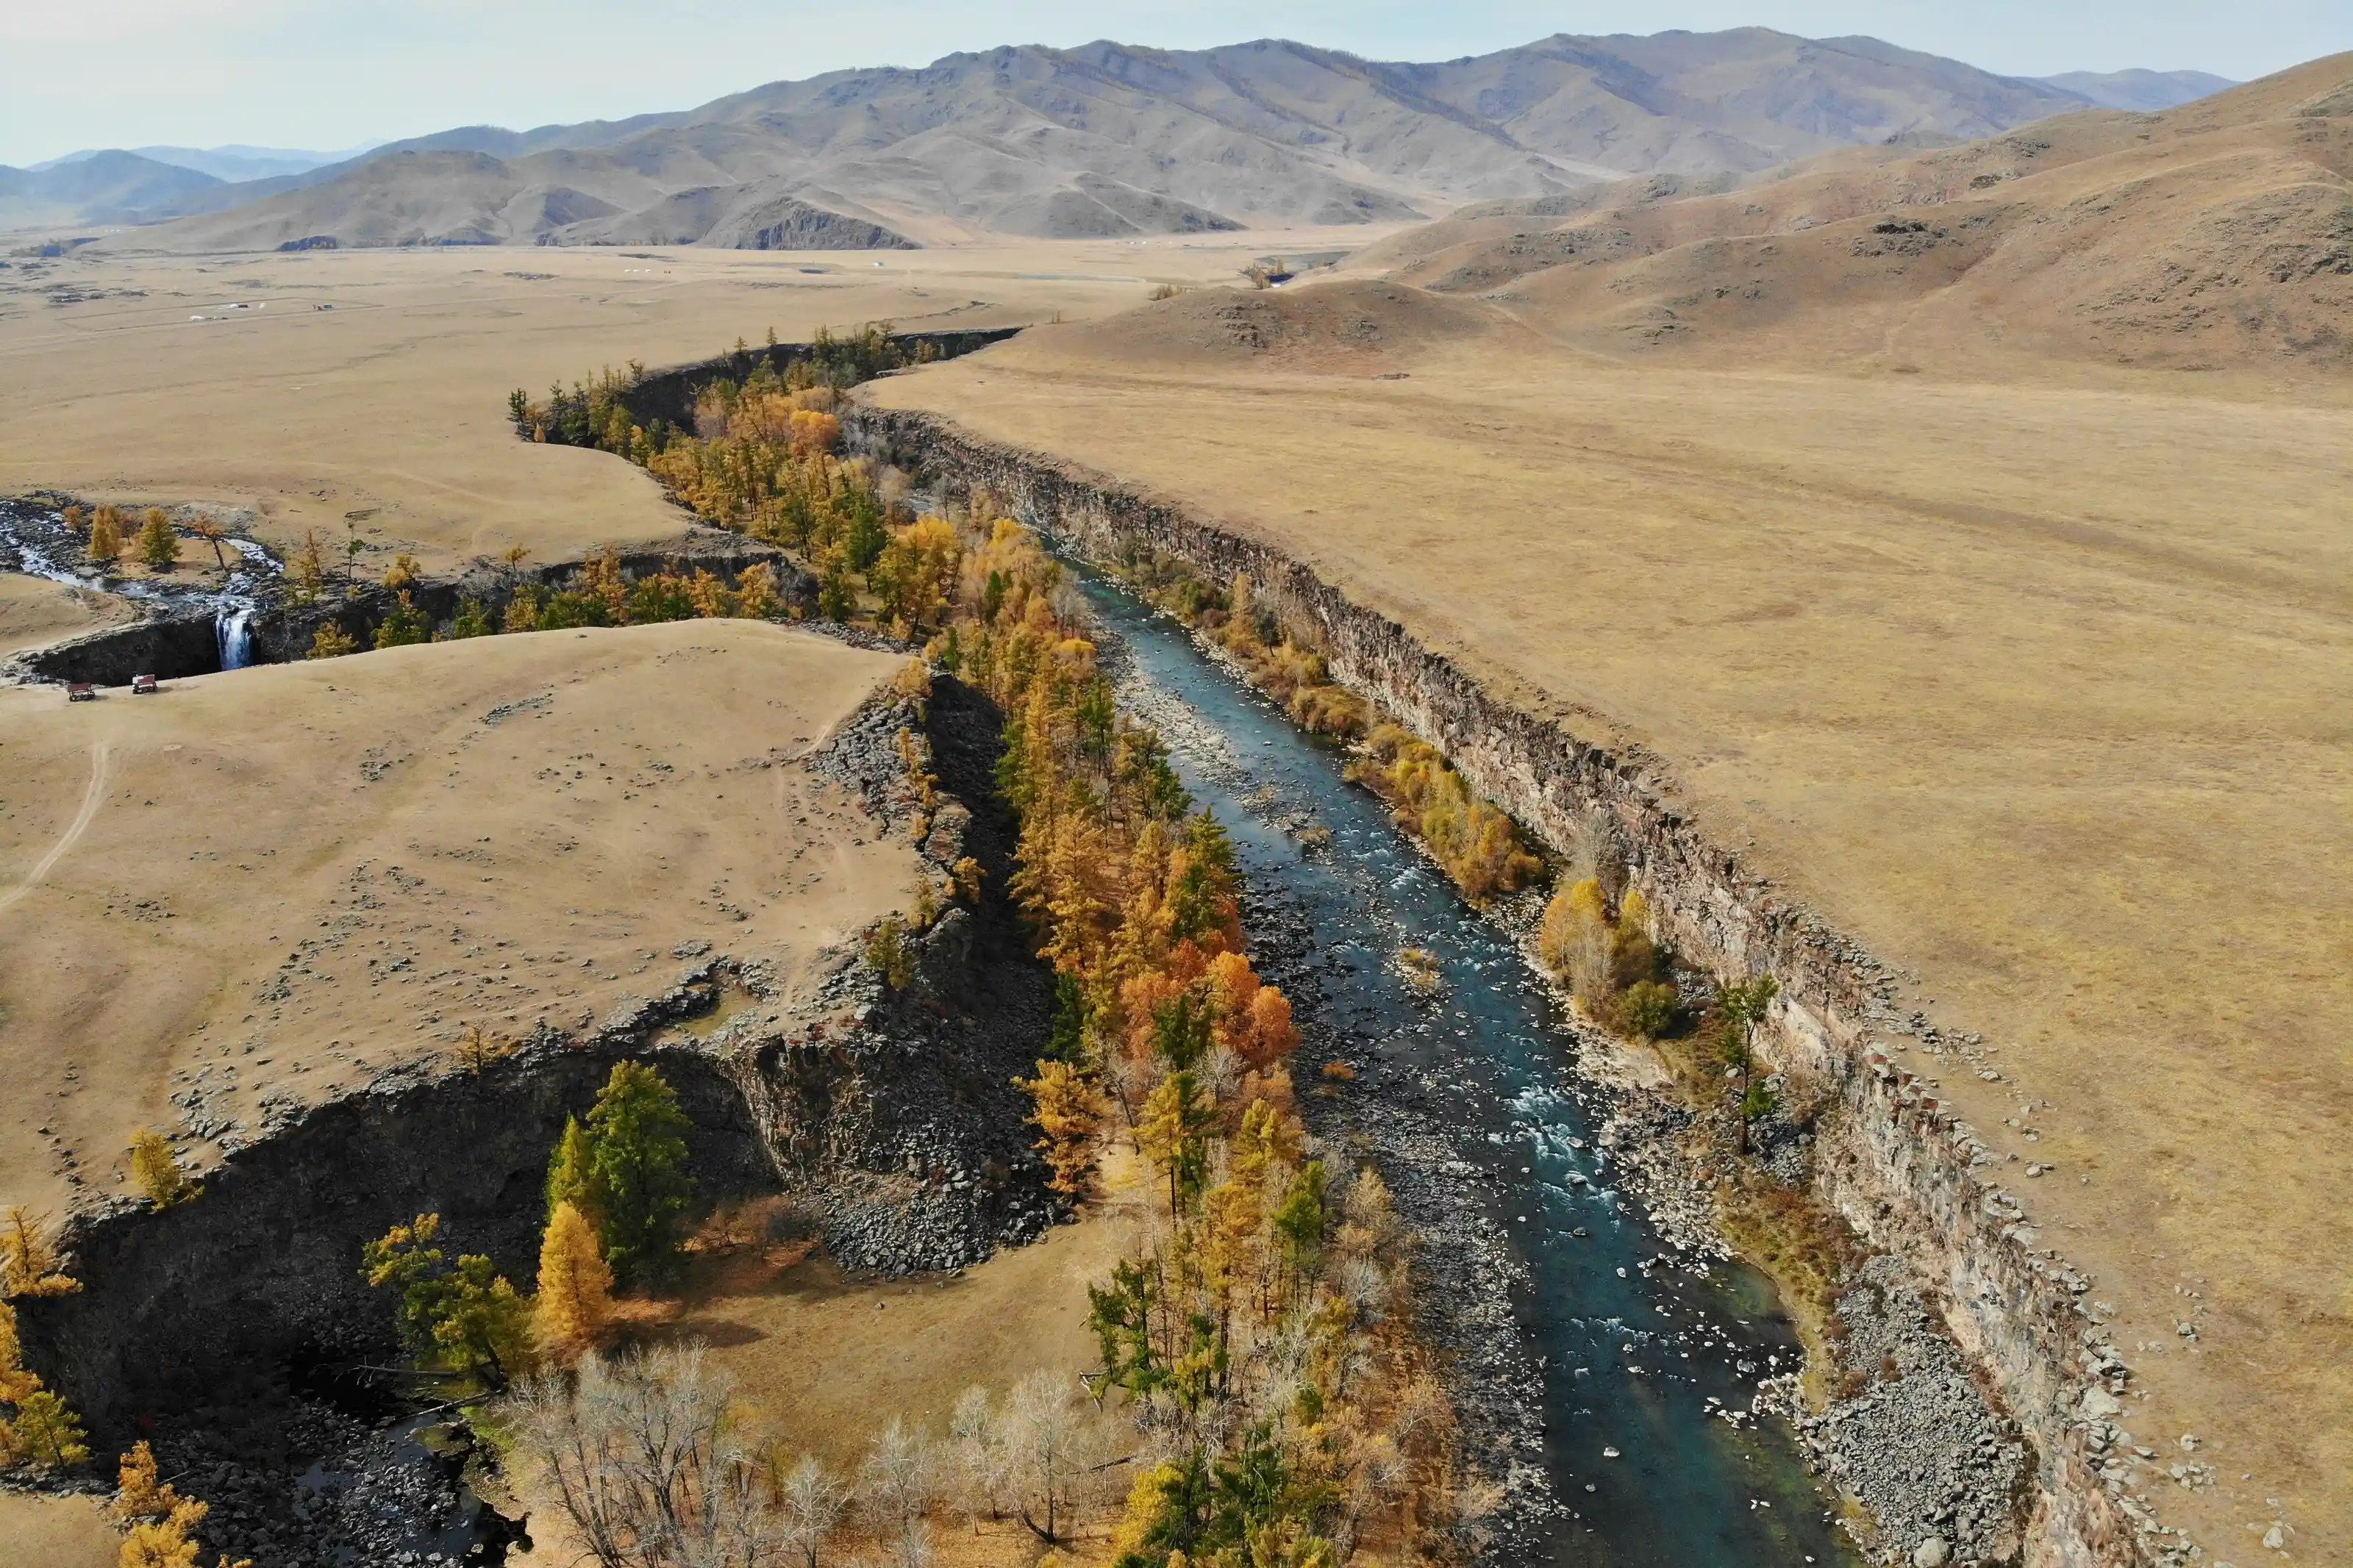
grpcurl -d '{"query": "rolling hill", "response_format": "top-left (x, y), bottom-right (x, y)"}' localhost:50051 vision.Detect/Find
top-left (1369, 51), bottom-right (2353, 374)
top-left (0, 151), bottom-right (228, 229)
top-left (29, 143), bottom-right (368, 182)
top-left (54, 29), bottom-right (2215, 251)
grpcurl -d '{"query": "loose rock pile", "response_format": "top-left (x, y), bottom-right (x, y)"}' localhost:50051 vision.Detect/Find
top-left (138, 1397), bottom-right (518, 1567)
top-left (1796, 1255), bottom-right (2031, 1566)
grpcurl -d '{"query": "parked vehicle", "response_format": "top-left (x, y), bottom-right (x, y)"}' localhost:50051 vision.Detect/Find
top-left (132, 673), bottom-right (158, 695)
top-left (67, 682), bottom-right (96, 701)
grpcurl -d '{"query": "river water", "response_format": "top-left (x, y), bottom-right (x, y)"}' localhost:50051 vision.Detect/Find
top-left (0, 494), bottom-right (276, 667)
top-left (1071, 563), bottom-right (1862, 1568)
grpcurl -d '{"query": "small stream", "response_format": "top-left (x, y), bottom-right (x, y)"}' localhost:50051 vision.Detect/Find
top-left (1, 494), bottom-right (276, 669)
top-left (1070, 562), bottom-right (1862, 1568)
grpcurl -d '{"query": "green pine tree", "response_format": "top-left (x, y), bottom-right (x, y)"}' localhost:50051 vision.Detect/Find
top-left (844, 490), bottom-right (888, 573)
top-left (1046, 972), bottom-right (1088, 1062)
top-left (585, 1062), bottom-right (693, 1287)
top-left (373, 591), bottom-right (431, 649)
top-left (447, 598), bottom-right (493, 639)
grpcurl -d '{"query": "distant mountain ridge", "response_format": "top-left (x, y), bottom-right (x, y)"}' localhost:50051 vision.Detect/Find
top-left (28, 143), bottom-right (373, 182)
top-left (2040, 69), bottom-right (2238, 112)
top-left (0, 151), bottom-right (226, 228)
top-left (0, 29), bottom-right (2242, 248)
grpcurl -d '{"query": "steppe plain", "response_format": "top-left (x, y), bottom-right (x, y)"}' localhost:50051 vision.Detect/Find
top-left (3, 96), bottom-right (2349, 1556)
top-left (0, 231), bottom-right (1380, 569)
top-left (0, 618), bottom-right (917, 1214)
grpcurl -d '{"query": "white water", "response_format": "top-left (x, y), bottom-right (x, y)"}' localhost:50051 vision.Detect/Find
top-left (1, 499), bottom-right (279, 673)
top-left (216, 606), bottom-right (254, 671)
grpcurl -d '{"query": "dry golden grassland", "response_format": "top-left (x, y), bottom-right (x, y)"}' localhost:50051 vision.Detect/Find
top-left (0, 619), bottom-right (915, 1216)
top-left (0, 573), bottom-right (132, 659)
top-left (0, 233), bottom-right (1401, 576)
top-left (868, 298), bottom-right (2353, 1558)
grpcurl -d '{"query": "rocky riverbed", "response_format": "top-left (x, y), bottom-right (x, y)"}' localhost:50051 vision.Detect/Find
top-left (1079, 556), bottom-right (2052, 1568)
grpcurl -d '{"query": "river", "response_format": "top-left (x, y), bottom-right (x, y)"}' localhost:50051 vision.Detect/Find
top-left (1070, 561), bottom-right (1863, 1568)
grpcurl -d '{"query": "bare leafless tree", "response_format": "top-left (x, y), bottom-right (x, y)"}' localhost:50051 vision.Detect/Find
top-left (1199, 1045), bottom-right (1244, 1107)
top-left (1002, 1371), bottom-right (1087, 1544)
top-left (773, 1454), bottom-right (848, 1568)
top-left (946, 1386), bottom-right (1011, 1529)
top-left (187, 515), bottom-right (232, 573)
top-left (859, 1415), bottom-right (935, 1568)
top-left (513, 1341), bottom-right (787, 1567)
top-left (1571, 806), bottom-right (1628, 905)
top-left (1565, 923), bottom-right (1615, 1011)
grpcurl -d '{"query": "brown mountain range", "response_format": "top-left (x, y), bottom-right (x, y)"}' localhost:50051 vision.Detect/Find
top-left (67, 29), bottom-right (2232, 251)
top-left (1365, 52), bottom-right (2353, 373)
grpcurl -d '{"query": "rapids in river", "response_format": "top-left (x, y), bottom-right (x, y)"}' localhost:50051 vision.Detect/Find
top-left (1071, 561), bottom-right (1863, 1568)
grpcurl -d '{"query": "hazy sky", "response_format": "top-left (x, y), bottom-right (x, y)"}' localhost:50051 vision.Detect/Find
top-left (4, 1), bottom-right (2345, 167)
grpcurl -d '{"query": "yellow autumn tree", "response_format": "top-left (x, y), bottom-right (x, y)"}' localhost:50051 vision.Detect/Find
top-left (118, 1482), bottom-right (213, 1568)
top-left (111, 1439), bottom-right (245, 1565)
top-left (454, 1023), bottom-right (513, 1076)
top-left (872, 515), bottom-right (963, 631)
top-left (86, 506), bottom-right (123, 565)
top-left (580, 547), bottom-right (628, 622)
top-left (0, 1301), bottom-right (31, 1406)
top-left (685, 568), bottom-right (735, 619)
top-left (533, 1200), bottom-right (613, 1355)
top-left (130, 1131), bottom-right (200, 1208)
top-left (289, 530), bottom-right (326, 603)
top-left (1538, 876), bottom-right (1615, 1009)
top-left (306, 623), bottom-right (357, 659)
top-left (1016, 1060), bottom-right (1102, 1197)
top-left (1618, 887), bottom-right (1650, 934)
top-left (1, 1206), bottom-right (79, 1297)
top-left (137, 509), bottom-right (179, 572)
top-left (733, 562), bottom-right (778, 619)
top-left (110, 1440), bottom-right (179, 1522)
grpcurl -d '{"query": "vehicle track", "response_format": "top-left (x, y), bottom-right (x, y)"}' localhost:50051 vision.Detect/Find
top-left (0, 739), bottom-right (108, 916)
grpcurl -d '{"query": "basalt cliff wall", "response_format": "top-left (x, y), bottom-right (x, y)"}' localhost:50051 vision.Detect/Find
top-left (7, 531), bottom-right (804, 687)
top-left (851, 404), bottom-right (2172, 1568)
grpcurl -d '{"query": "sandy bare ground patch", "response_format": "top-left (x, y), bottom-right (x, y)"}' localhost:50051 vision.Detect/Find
top-left (0, 618), bottom-right (917, 1217)
top-left (0, 234), bottom-right (1406, 579)
top-left (868, 312), bottom-right (2353, 1556)
top-left (0, 1492), bottom-right (120, 1568)
top-left (0, 573), bottom-right (135, 659)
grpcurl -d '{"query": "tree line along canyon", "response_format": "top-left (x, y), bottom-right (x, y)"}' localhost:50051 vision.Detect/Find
top-left (0, 21), bottom-right (2346, 1568)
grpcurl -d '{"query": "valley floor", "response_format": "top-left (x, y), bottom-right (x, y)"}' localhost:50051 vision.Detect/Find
top-left (0, 234), bottom-right (1402, 576)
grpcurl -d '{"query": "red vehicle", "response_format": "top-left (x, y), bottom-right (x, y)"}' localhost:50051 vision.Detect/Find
top-left (66, 682), bottom-right (96, 702)
top-left (132, 673), bottom-right (159, 695)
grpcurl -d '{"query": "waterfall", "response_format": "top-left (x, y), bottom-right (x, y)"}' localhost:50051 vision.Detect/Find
top-left (215, 606), bottom-right (254, 671)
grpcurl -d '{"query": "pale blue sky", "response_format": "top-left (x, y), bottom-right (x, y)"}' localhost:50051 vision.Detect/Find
top-left (4, 1), bottom-right (2346, 168)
